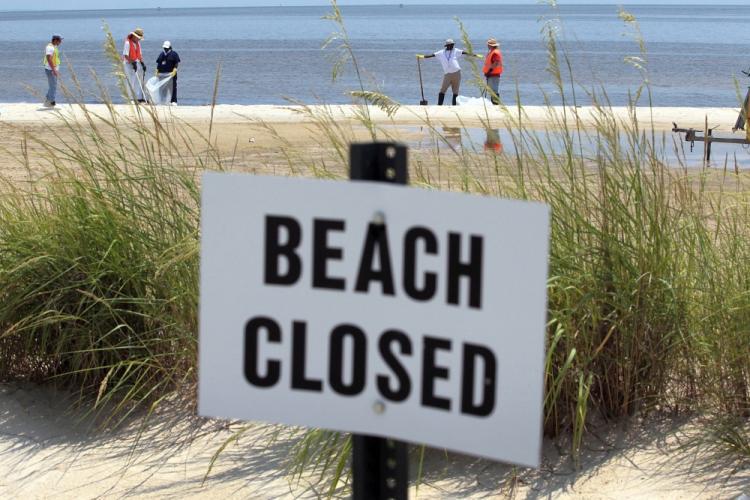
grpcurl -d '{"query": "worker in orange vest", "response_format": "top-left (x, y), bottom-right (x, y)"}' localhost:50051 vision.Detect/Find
top-left (122, 28), bottom-right (146, 102)
top-left (483, 38), bottom-right (503, 105)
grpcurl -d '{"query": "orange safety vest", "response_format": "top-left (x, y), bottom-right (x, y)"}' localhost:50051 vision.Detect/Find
top-left (126, 37), bottom-right (142, 62)
top-left (483, 48), bottom-right (503, 77)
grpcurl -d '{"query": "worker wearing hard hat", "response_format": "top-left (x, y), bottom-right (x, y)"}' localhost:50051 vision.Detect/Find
top-left (483, 38), bottom-right (503, 105)
top-left (156, 41), bottom-right (181, 105)
top-left (123, 28), bottom-right (146, 102)
top-left (417, 39), bottom-right (482, 106)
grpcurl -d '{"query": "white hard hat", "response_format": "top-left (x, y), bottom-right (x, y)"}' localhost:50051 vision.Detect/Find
top-left (162, 40), bottom-right (172, 49)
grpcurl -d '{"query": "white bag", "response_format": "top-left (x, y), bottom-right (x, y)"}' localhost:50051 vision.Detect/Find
top-left (456, 95), bottom-right (493, 106)
top-left (145, 74), bottom-right (174, 105)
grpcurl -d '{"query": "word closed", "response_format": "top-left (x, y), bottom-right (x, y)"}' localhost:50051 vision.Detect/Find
top-left (244, 316), bottom-right (496, 416)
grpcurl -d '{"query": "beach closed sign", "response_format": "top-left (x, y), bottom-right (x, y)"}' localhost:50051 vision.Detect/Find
top-left (198, 172), bottom-right (550, 467)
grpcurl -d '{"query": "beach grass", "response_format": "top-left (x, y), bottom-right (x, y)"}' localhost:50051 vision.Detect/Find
top-left (0, 0), bottom-right (748, 493)
top-left (0, 90), bottom-right (213, 425)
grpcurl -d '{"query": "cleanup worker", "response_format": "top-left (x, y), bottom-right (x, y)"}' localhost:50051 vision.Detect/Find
top-left (483, 38), bottom-right (503, 105)
top-left (155, 40), bottom-right (180, 105)
top-left (123, 28), bottom-right (146, 102)
top-left (43, 34), bottom-right (63, 108)
top-left (417, 39), bottom-right (482, 105)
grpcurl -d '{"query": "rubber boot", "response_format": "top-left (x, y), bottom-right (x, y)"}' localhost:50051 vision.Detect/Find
top-left (438, 92), bottom-right (445, 105)
top-left (452, 94), bottom-right (458, 106)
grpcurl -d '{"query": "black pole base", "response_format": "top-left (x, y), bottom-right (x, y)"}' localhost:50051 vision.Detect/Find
top-left (352, 435), bottom-right (408, 500)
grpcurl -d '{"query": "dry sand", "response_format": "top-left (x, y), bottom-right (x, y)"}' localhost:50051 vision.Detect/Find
top-left (1, 382), bottom-right (748, 499)
top-left (1, 103), bottom-right (749, 498)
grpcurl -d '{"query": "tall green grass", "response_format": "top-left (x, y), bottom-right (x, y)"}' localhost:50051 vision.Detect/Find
top-left (0, 1), bottom-right (747, 493)
top-left (0, 102), bottom-right (217, 424)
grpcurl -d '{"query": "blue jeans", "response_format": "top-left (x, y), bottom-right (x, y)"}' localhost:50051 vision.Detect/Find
top-left (486, 76), bottom-right (500, 104)
top-left (45, 69), bottom-right (57, 102)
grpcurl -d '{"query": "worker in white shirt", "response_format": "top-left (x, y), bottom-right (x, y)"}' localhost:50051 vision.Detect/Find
top-left (43, 34), bottom-right (63, 107)
top-left (417, 39), bottom-right (482, 105)
top-left (122, 28), bottom-right (146, 102)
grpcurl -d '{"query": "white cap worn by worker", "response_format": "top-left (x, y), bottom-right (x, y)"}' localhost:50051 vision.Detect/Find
top-left (163, 40), bottom-right (171, 49)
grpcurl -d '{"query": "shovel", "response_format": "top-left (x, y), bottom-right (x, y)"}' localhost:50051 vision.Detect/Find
top-left (417, 57), bottom-right (428, 105)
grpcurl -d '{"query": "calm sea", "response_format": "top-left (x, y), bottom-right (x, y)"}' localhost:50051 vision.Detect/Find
top-left (0, 4), bottom-right (748, 106)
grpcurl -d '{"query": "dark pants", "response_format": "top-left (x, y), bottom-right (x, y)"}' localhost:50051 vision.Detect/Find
top-left (171, 74), bottom-right (178, 103)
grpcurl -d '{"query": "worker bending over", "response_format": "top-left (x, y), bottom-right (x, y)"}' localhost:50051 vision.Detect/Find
top-left (156, 40), bottom-right (181, 105)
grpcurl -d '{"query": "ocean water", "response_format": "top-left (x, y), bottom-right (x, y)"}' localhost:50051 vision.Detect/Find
top-left (1, 4), bottom-right (749, 107)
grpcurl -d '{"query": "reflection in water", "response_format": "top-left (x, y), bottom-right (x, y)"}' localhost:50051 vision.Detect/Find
top-left (398, 125), bottom-right (750, 169)
top-left (484, 129), bottom-right (503, 154)
top-left (442, 127), bottom-right (462, 149)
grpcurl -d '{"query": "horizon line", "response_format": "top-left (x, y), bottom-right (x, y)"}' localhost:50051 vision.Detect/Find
top-left (0, 2), bottom-right (740, 14)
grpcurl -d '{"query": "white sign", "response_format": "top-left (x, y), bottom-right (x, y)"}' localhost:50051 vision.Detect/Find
top-left (199, 172), bottom-right (550, 467)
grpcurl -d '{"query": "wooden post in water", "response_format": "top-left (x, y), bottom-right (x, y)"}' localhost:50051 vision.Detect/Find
top-left (703, 115), bottom-right (709, 165)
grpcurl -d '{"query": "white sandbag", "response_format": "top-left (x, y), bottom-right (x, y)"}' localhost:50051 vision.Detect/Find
top-left (145, 74), bottom-right (174, 105)
top-left (456, 95), bottom-right (493, 106)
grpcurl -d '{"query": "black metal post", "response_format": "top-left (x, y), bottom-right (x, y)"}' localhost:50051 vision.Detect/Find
top-left (350, 142), bottom-right (409, 500)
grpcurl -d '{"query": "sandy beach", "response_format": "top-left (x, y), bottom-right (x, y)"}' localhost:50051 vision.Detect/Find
top-left (1, 381), bottom-right (748, 499)
top-left (1, 102), bottom-right (745, 183)
top-left (0, 102), bottom-right (741, 130)
top-left (1, 102), bottom-right (749, 499)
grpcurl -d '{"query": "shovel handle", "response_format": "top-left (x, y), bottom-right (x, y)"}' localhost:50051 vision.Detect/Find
top-left (417, 57), bottom-right (427, 103)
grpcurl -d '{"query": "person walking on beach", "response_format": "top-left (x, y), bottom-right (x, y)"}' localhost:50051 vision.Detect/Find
top-left (43, 34), bottom-right (63, 108)
top-left (155, 41), bottom-right (180, 105)
top-left (123, 28), bottom-right (146, 102)
top-left (483, 38), bottom-right (503, 105)
top-left (417, 39), bottom-right (481, 106)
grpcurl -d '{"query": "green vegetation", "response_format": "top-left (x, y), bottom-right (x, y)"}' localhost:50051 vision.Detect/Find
top-left (0, 102), bottom-right (211, 425)
top-left (0, 1), bottom-right (748, 493)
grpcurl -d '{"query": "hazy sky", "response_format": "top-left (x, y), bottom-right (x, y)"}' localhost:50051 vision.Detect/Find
top-left (1, 0), bottom-right (743, 11)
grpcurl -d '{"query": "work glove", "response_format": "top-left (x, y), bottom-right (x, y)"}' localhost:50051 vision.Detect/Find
top-left (416, 54), bottom-right (424, 59)
top-left (171, 68), bottom-right (177, 76)
top-left (476, 54), bottom-right (483, 59)
top-left (140, 62), bottom-right (147, 72)
top-left (131, 61), bottom-right (138, 72)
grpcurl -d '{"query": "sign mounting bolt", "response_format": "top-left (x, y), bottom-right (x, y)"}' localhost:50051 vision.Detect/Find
top-left (372, 211), bottom-right (386, 226)
top-left (373, 400), bottom-right (386, 414)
